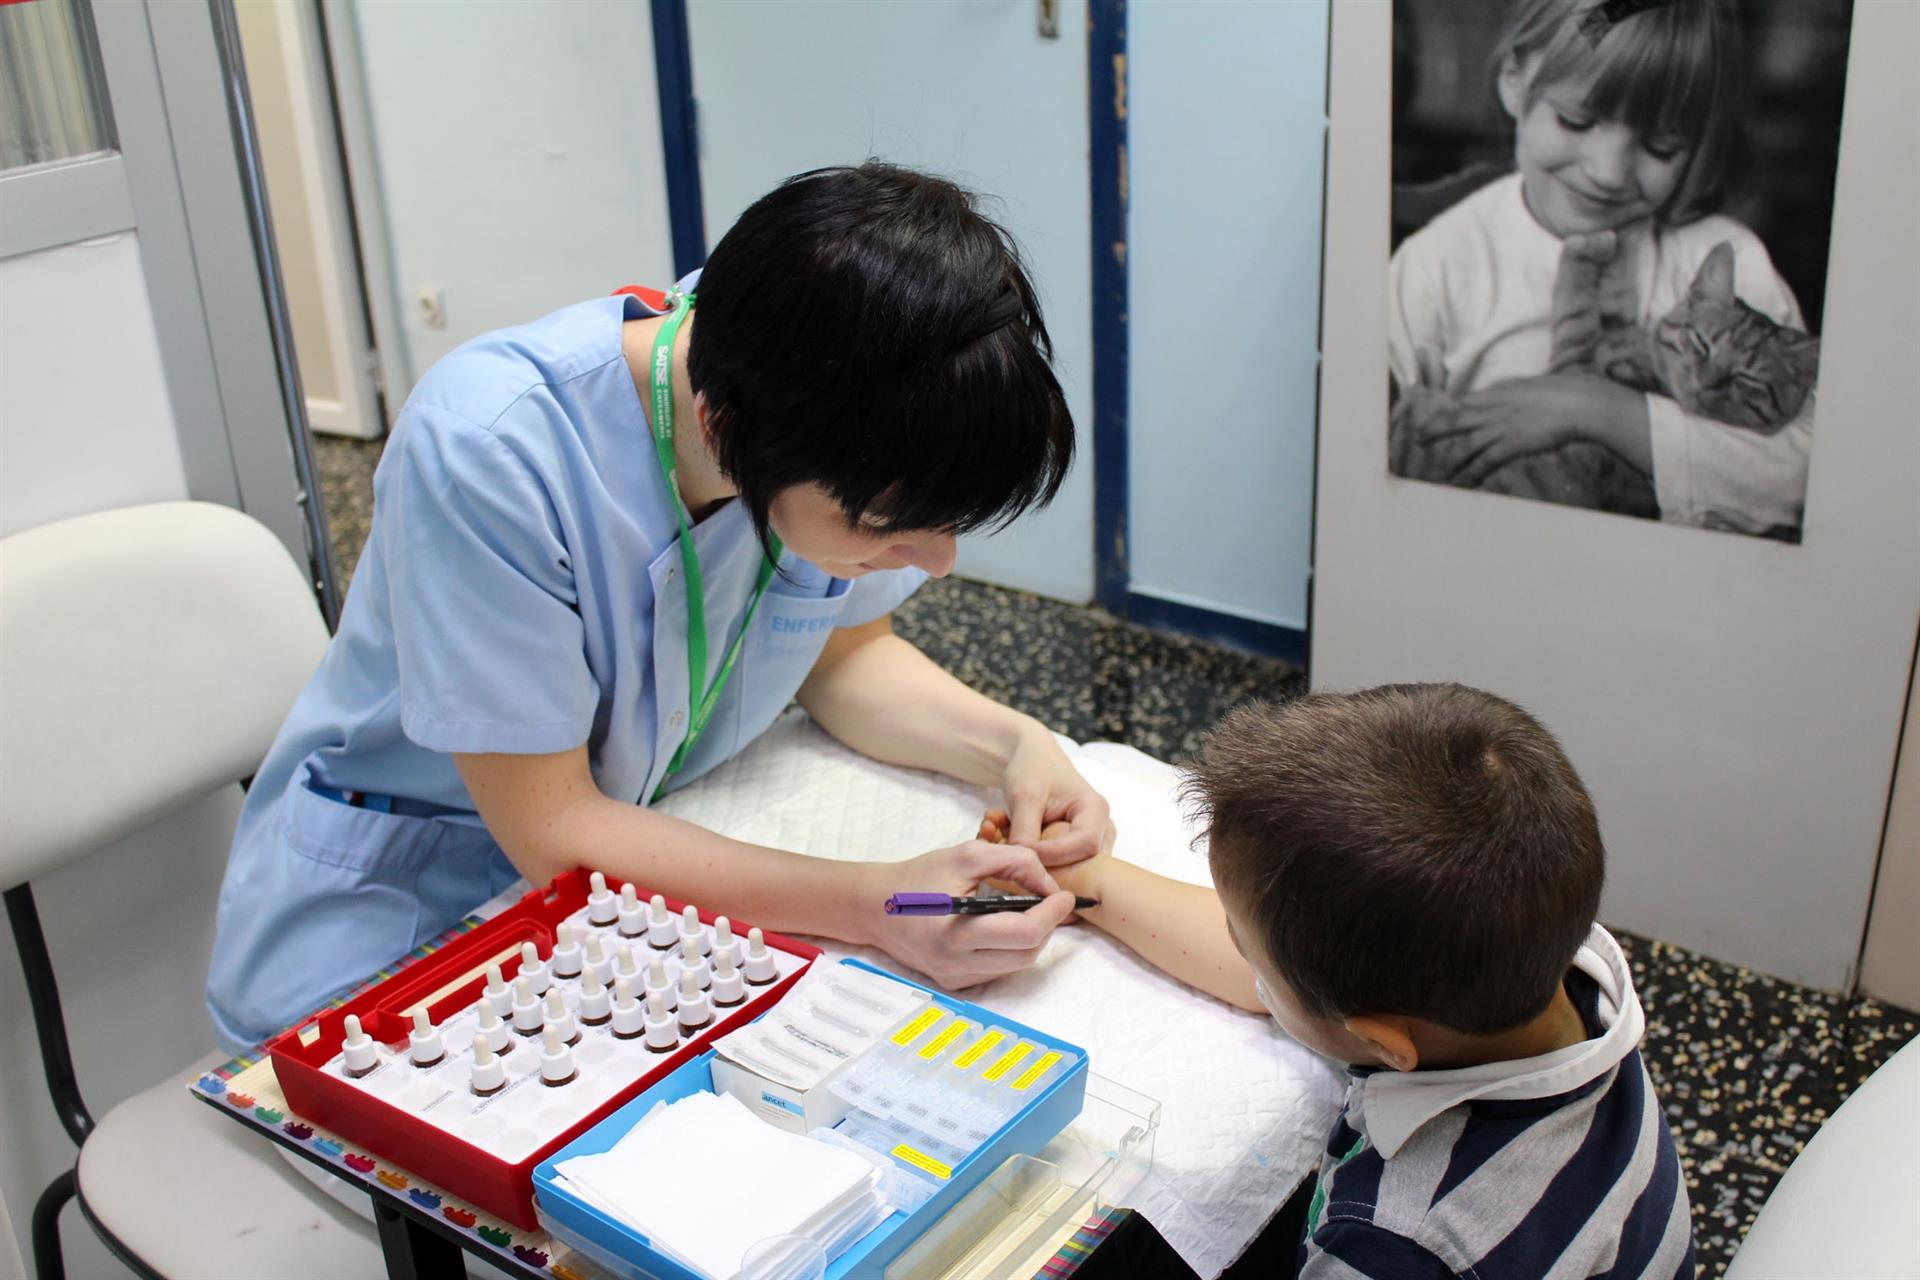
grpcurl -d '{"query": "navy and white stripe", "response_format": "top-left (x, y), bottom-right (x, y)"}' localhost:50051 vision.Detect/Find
top-left (1297, 926), bottom-right (1695, 1279)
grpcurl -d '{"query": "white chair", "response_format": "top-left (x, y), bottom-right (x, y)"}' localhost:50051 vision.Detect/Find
top-left (1725, 1036), bottom-right (1920, 1278)
top-left (1, 502), bottom-right (385, 1279)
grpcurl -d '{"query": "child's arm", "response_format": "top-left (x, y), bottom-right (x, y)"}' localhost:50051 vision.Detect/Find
top-left (1427, 370), bottom-right (1654, 488)
top-left (1053, 854), bottom-right (1264, 1013)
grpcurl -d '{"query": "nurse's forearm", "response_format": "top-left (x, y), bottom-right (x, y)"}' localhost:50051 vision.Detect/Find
top-left (797, 617), bottom-right (1044, 787)
top-left (455, 748), bottom-right (886, 946)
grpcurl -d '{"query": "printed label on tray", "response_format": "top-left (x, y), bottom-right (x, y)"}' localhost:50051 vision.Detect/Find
top-left (1011, 1051), bottom-right (1063, 1091)
top-left (981, 1043), bottom-right (1033, 1083)
top-left (917, 1021), bottom-right (967, 1060)
top-left (951, 1030), bottom-right (1005, 1070)
top-left (889, 1008), bottom-right (944, 1048)
top-left (891, 1144), bottom-right (954, 1180)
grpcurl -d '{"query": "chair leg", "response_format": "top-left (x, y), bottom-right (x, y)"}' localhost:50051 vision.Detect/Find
top-left (31, 1168), bottom-right (76, 1280)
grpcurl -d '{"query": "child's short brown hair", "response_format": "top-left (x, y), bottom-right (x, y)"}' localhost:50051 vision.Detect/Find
top-left (1186, 684), bottom-right (1604, 1035)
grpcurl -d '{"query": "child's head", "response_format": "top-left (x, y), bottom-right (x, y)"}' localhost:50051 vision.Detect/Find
top-left (1188, 684), bottom-right (1604, 1068)
top-left (1491, 0), bottom-right (1743, 236)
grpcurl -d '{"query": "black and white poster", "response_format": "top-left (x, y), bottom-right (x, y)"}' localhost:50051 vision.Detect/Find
top-left (1388, 0), bottom-right (1853, 543)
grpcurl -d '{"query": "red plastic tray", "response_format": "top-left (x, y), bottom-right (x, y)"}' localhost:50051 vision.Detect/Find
top-left (269, 869), bottom-right (817, 1228)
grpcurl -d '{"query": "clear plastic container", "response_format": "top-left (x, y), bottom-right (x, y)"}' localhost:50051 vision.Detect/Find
top-left (882, 1072), bottom-right (1160, 1280)
top-left (740, 1235), bottom-right (828, 1280)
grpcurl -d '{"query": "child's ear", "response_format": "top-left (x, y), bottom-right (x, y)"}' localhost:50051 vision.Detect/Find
top-left (1495, 54), bottom-right (1529, 123)
top-left (1344, 1014), bottom-right (1420, 1073)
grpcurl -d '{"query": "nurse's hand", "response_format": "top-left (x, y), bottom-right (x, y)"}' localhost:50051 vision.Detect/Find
top-left (862, 841), bottom-right (1076, 990)
top-left (1001, 727), bottom-right (1116, 867)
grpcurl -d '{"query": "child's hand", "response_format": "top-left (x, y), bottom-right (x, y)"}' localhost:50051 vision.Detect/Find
top-left (1423, 371), bottom-right (1646, 487)
top-left (978, 809), bottom-right (1086, 910)
top-left (1390, 346), bottom-right (1461, 481)
top-left (977, 808), bottom-right (1073, 847)
top-left (1048, 850), bottom-right (1114, 921)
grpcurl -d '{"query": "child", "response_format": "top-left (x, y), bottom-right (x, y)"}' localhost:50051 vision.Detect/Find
top-left (1052, 685), bottom-right (1695, 1278)
top-left (1391, 0), bottom-right (1814, 539)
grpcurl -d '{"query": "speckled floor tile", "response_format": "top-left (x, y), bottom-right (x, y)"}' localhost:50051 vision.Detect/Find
top-left (315, 434), bottom-right (383, 589)
top-left (1613, 931), bottom-right (1917, 1274)
top-left (895, 575), bottom-right (1304, 764)
top-left (313, 434), bottom-right (1916, 1277)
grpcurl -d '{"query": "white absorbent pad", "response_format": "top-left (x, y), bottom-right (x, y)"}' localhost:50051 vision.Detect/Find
top-left (656, 711), bottom-right (1345, 1278)
top-left (554, 1089), bottom-right (880, 1279)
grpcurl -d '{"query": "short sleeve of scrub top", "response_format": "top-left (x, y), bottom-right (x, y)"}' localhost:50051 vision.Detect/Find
top-left (381, 407), bottom-right (600, 755)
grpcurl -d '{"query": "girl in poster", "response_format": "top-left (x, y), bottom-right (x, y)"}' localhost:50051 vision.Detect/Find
top-left (1390, 0), bottom-right (1830, 542)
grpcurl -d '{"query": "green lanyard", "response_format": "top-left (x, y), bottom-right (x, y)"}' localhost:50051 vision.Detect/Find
top-left (648, 289), bottom-right (781, 800)
top-left (1306, 1134), bottom-right (1368, 1236)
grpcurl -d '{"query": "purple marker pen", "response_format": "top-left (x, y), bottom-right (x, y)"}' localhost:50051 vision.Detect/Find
top-left (883, 892), bottom-right (1101, 916)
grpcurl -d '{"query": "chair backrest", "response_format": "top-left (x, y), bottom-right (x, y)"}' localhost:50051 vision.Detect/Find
top-left (1725, 1036), bottom-right (1920, 1277)
top-left (0, 502), bottom-right (329, 890)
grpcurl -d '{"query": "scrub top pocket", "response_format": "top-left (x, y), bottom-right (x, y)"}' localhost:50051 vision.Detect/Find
top-left (654, 571), bottom-right (854, 796)
top-left (206, 766), bottom-right (515, 1049)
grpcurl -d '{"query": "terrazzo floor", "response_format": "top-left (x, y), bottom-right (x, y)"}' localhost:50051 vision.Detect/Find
top-left (315, 434), bottom-right (1915, 1276)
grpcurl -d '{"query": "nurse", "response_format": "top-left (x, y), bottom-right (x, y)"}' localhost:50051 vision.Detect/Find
top-left (205, 163), bottom-right (1111, 1051)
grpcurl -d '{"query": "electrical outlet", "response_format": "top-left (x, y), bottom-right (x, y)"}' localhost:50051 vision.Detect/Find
top-left (415, 285), bottom-right (447, 330)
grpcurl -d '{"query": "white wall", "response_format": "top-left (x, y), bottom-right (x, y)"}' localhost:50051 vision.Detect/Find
top-left (0, 236), bottom-right (225, 1279)
top-left (344, 1), bottom-right (676, 390)
top-left (0, 235), bottom-right (188, 538)
top-left (1313, 3), bottom-right (1920, 989)
top-left (686, 0), bottom-right (1096, 603)
top-left (1127, 0), bottom-right (1325, 631)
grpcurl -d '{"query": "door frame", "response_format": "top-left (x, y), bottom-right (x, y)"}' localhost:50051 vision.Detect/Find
top-left (241, 0), bottom-right (383, 440)
top-left (317, 0), bottom-right (410, 429)
top-left (72, 0), bottom-right (339, 625)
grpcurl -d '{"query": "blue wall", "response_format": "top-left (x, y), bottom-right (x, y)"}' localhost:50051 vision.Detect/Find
top-left (1126, 0), bottom-right (1327, 632)
top-left (685, 0), bottom-right (1097, 604)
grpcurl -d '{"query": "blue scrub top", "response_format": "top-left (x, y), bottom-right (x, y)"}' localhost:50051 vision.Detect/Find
top-left (206, 283), bottom-right (925, 1050)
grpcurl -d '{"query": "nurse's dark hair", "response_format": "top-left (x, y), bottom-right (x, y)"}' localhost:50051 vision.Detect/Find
top-left (1492, 0), bottom-right (1745, 225)
top-left (687, 161), bottom-right (1073, 546)
top-left (1187, 684), bottom-right (1606, 1036)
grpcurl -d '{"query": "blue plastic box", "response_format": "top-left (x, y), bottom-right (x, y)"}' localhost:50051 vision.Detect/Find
top-left (532, 961), bottom-right (1089, 1279)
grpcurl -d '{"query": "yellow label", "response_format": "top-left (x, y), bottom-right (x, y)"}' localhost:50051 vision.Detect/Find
top-left (952, 1030), bottom-right (1005, 1070)
top-left (889, 1008), bottom-right (943, 1048)
top-left (891, 1144), bottom-right (953, 1180)
top-left (1012, 1050), bottom-right (1064, 1091)
top-left (918, 1020), bottom-right (968, 1060)
top-left (981, 1043), bottom-right (1033, 1083)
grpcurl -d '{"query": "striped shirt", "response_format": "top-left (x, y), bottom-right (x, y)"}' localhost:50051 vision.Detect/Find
top-left (1298, 925), bottom-right (1695, 1279)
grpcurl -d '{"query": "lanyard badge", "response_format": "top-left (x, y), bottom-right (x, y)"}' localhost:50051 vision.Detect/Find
top-left (648, 289), bottom-right (782, 800)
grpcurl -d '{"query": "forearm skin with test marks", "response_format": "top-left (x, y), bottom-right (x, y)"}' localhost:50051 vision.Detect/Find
top-left (1054, 856), bottom-right (1265, 1014)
